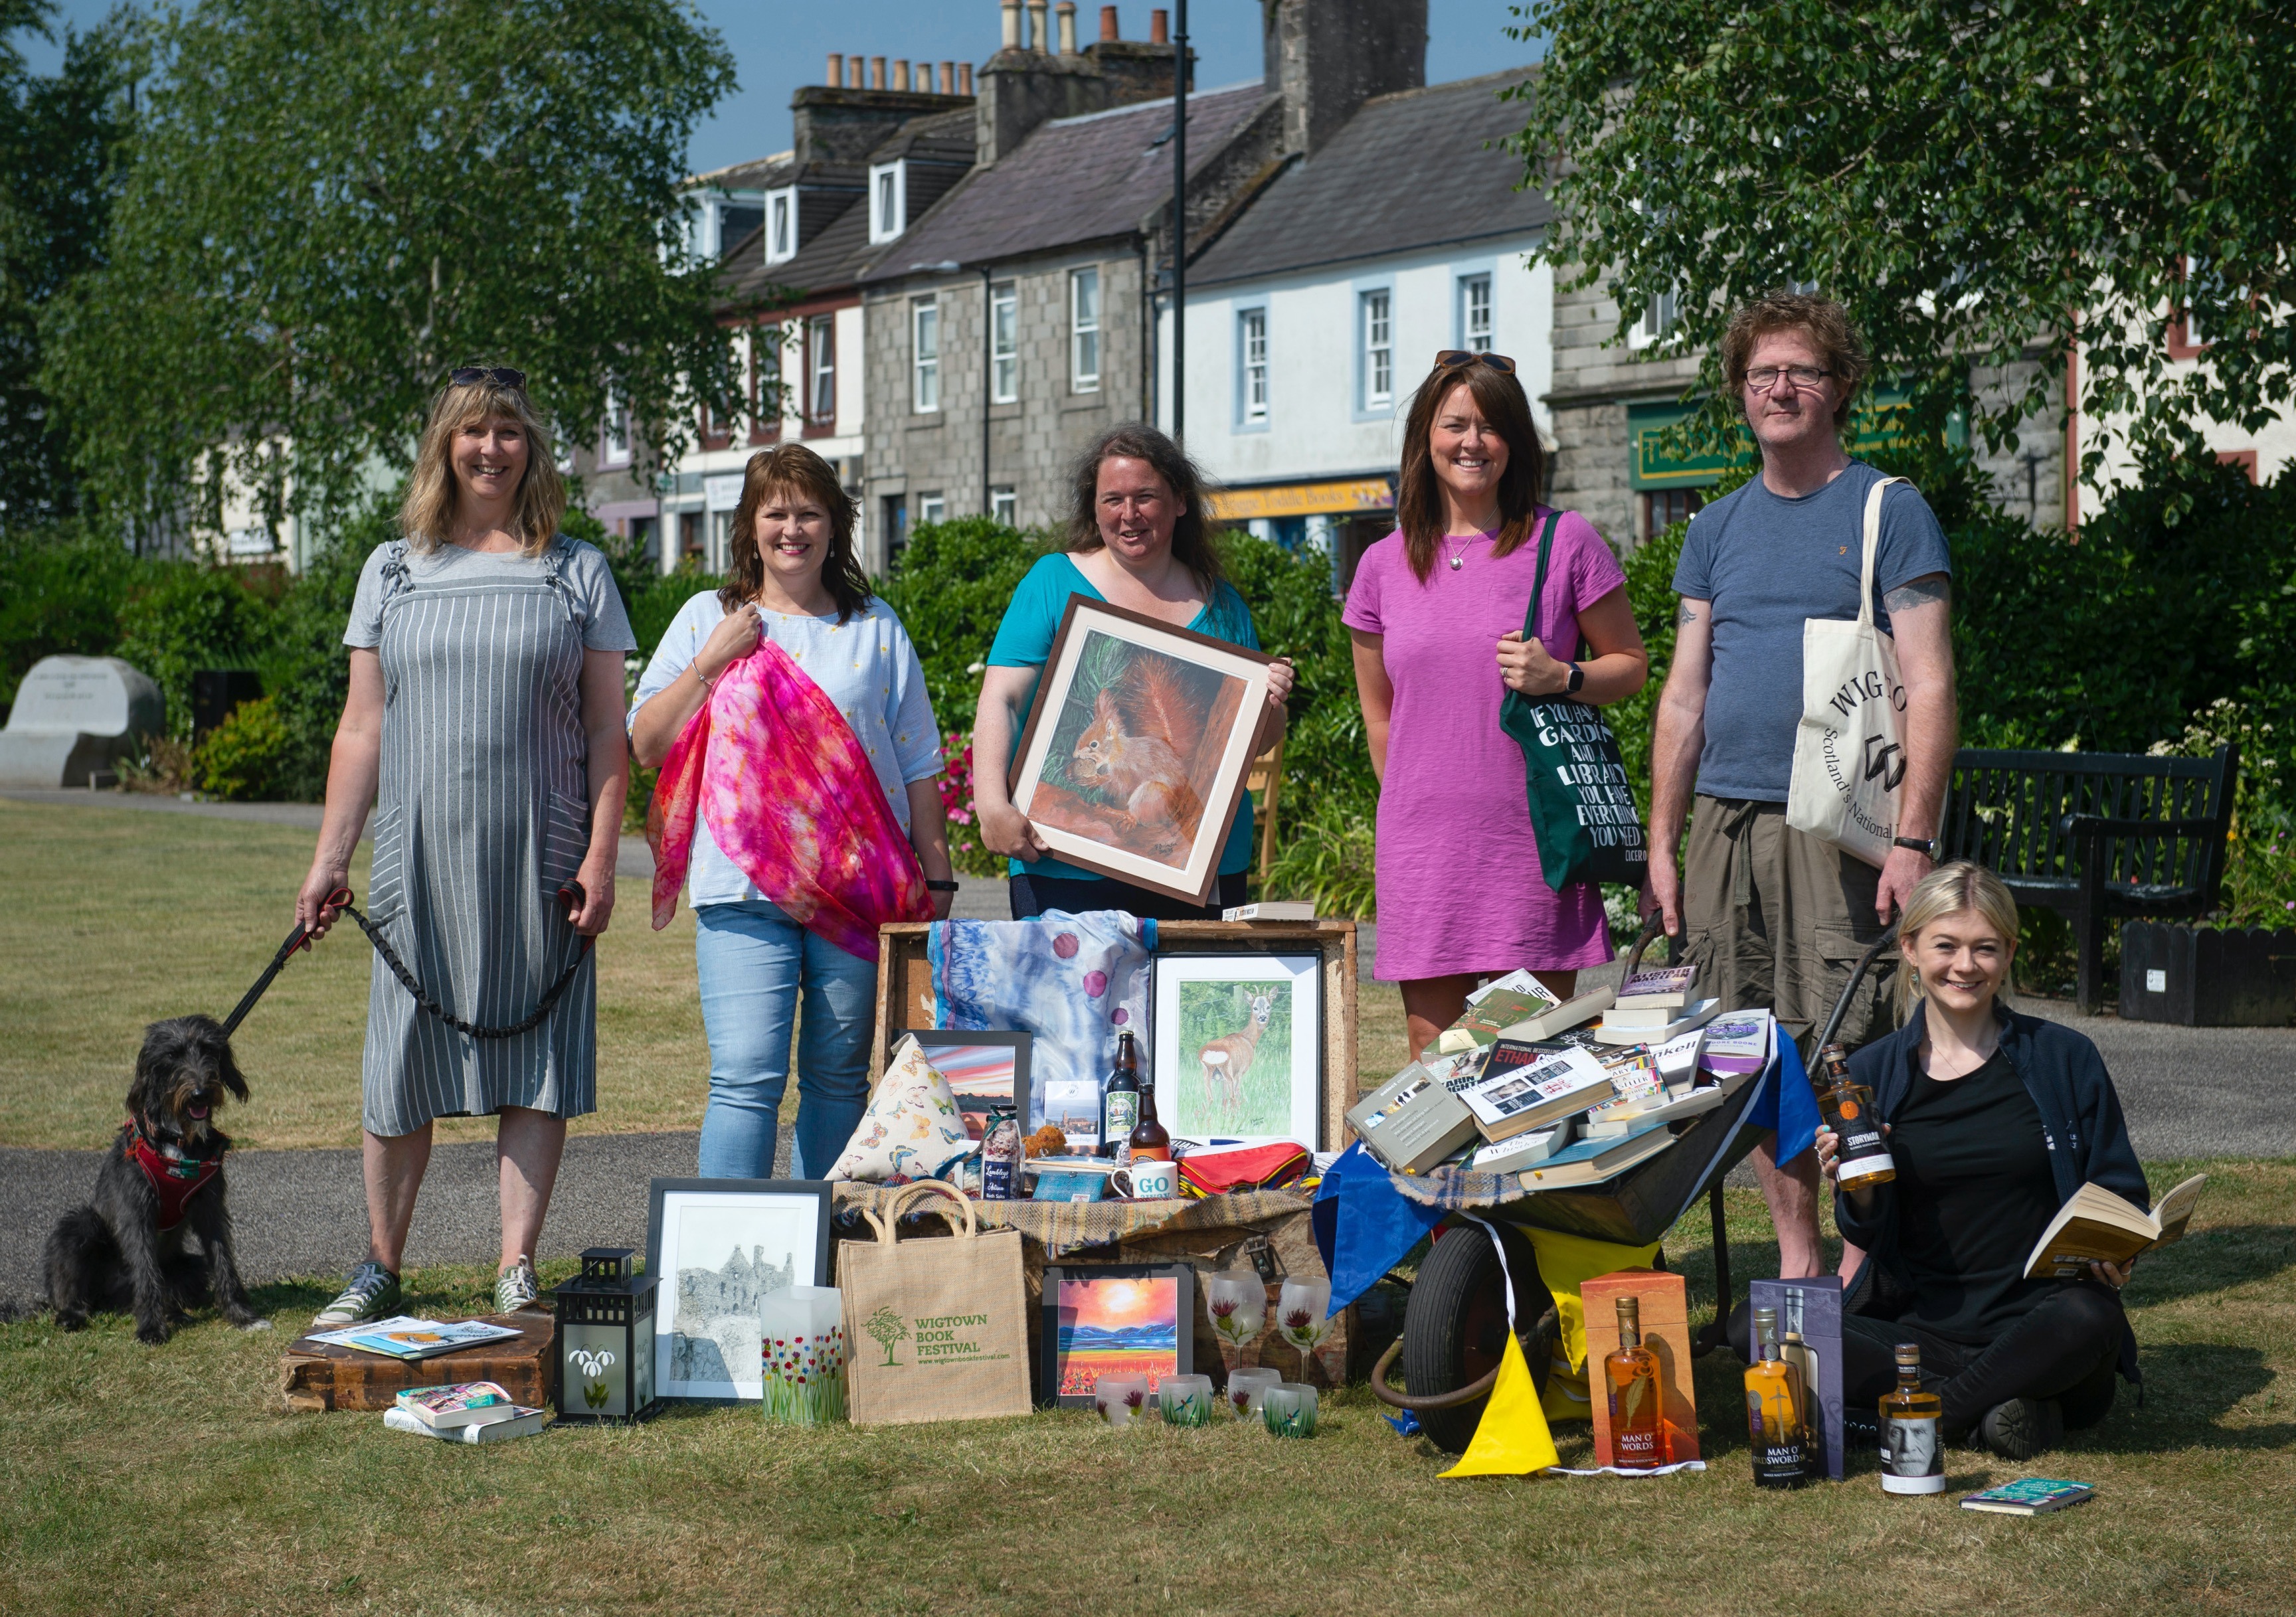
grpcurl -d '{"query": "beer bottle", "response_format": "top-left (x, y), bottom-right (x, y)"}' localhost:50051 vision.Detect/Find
top-left (1099, 1031), bottom-right (1142, 1162)
top-left (1814, 1041), bottom-right (1897, 1192)
top-left (1128, 1064), bottom-right (1172, 1163)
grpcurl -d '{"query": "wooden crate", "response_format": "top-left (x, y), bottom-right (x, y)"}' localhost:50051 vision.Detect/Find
top-left (870, 920), bottom-right (1360, 1151)
top-left (279, 1314), bottom-right (556, 1412)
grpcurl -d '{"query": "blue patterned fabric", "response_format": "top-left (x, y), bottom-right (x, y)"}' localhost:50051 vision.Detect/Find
top-left (927, 910), bottom-right (1157, 1135)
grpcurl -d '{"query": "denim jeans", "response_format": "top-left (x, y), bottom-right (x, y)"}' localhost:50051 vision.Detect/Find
top-left (693, 899), bottom-right (878, 1179)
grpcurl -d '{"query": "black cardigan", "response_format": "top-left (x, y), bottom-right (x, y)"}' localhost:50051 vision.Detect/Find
top-left (1836, 1003), bottom-right (2149, 1385)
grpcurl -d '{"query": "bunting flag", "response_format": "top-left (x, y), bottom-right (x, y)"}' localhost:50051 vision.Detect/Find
top-left (1439, 1215), bottom-right (1561, 1478)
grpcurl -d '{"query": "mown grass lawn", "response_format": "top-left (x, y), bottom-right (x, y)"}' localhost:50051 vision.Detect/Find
top-left (3, 798), bottom-right (2291, 1614)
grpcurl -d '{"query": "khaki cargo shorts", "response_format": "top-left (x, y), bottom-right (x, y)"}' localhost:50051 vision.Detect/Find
top-left (1678, 796), bottom-right (1902, 1062)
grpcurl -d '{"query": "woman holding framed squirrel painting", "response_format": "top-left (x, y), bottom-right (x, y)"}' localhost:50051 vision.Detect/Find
top-left (1345, 351), bottom-right (1650, 1061)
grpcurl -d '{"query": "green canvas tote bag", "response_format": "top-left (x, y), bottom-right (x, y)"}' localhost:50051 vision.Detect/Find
top-left (1498, 511), bottom-right (1649, 892)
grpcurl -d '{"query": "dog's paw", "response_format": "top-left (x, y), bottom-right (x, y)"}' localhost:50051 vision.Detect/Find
top-left (135, 1321), bottom-right (173, 1345)
top-left (237, 1318), bottom-right (274, 1333)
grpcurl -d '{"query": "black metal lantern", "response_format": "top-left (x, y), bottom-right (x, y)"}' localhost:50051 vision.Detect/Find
top-left (553, 1247), bottom-right (662, 1424)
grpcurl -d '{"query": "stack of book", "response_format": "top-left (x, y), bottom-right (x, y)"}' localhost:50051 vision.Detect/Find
top-left (383, 1381), bottom-right (548, 1444)
top-left (1595, 962), bottom-right (1722, 1045)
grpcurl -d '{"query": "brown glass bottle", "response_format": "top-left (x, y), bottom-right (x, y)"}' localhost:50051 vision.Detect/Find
top-left (1128, 1066), bottom-right (1172, 1161)
top-left (1815, 1041), bottom-right (1897, 1191)
top-left (1099, 1031), bottom-right (1142, 1162)
top-left (1879, 1343), bottom-right (1945, 1495)
top-left (1743, 1306), bottom-right (1809, 1488)
top-left (1602, 1296), bottom-right (1668, 1470)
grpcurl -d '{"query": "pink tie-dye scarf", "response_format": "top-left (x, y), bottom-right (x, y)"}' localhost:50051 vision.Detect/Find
top-left (647, 639), bottom-right (929, 962)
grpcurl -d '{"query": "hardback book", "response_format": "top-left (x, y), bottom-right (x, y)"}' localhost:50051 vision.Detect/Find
top-left (383, 1404), bottom-right (547, 1443)
top-left (1959, 1478), bottom-right (2095, 1515)
top-left (1600, 996), bottom-right (1725, 1038)
top-left (304, 1317), bottom-right (525, 1362)
top-left (1613, 962), bottom-right (1698, 1010)
top-left (1511, 1123), bottom-right (1676, 1189)
top-left (1490, 985), bottom-right (1617, 1044)
top-left (1458, 1043), bottom-right (1618, 1141)
top-left (2022, 1174), bottom-right (2206, 1278)
top-left (1751, 1274), bottom-right (1845, 1480)
top-left (395, 1381), bottom-right (521, 1430)
top-left (1346, 1057), bottom-right (1481, 1174)
top-left (1699, 1011), bottom-right (1773, 1076)
top-left (1582, 1078), bottom-right (1737, 1139)
top-left (1433, 970), bottom-right (1563, 1053)
top-left (1650, 1027), bottom-right (1708, 1086)
top-left (1582, 1270), bottom-right (1700, 1466)
top-left (1465, 1115), bottom-right (1579, 1174)
top-left (1221, 900), bottom-right (1316, 922)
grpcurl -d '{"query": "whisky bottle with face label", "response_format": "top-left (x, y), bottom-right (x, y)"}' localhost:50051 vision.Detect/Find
top-left (1880, 1342), bottom-right (1945, 1495)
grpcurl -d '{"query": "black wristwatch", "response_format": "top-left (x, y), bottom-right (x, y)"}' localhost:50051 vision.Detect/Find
top-left (1565, 661), bottom-right (1585, 695)
top-left (1894, 835), bottom-right (1939, 859)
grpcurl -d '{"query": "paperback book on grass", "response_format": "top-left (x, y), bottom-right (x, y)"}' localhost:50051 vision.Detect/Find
top-left (1959, 1478), bottom-right (2095, 1515)
top-left (382, 1405), bottom-right (548, 1444)
top-left (395, 1381), bottom-right (522, 1430)
top-left (304, 1317), bottom-right (524, 1361)
top-left (1459, 1043), bottom-right (1617, 1141)
top-left (2022, 1175), bottom-right (2206, 1278)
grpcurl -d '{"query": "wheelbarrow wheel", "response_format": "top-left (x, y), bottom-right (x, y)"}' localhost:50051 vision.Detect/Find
top-left (1400, 1221), bottom-right (1557, 1454)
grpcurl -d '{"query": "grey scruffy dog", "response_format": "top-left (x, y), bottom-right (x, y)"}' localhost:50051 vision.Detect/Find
top-left (43, 1015), bottom-right (270, 1342)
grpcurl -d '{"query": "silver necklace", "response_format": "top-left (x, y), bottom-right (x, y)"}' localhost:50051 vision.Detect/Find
top-left (1445, 534), bottom-right (1477, 570)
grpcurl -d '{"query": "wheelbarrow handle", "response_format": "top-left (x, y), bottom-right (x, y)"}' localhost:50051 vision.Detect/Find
top-left (1812, 922), bottom-right (1900, 1054)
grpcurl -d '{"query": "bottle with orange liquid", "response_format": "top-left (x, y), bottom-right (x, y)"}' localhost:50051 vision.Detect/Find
top-left (1815, 1041), bottom-right (1896, 1192)
top-left (1602, 1296), bottom-right (1668, 1470)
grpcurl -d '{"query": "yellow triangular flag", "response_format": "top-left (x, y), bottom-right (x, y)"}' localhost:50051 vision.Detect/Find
top-left (1439, 1329), bottom-right (1560, 1478)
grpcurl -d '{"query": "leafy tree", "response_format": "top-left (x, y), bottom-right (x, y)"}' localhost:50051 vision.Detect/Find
top-left (0, 1), bottom-right (131, 521)
top-left (863, 1304), bottom-right (908, 1367)
top-left (41, 0), bottom-right (738, 539)
top-left (1509, 0), bottom-right (2296, 499)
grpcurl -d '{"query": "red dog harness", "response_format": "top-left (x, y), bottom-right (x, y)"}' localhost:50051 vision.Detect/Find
top-left (125, 1120), bottom-right (224, 1231)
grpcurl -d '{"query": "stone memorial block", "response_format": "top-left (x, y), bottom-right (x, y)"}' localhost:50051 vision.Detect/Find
top-left (0, 655), bottom-right (165, 788)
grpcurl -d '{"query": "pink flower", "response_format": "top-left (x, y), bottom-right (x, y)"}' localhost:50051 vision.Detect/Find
top-left (1209, 1298), bottom-right (1236, 1320)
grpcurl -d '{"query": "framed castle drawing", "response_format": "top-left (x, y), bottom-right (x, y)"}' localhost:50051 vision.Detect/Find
top-left (1008, 596), bottom-right (1275, 906)
top-left (645, 1178), bottom-right (833, 1404)
top-left (1150, 952), bottom-right (1322, 1148)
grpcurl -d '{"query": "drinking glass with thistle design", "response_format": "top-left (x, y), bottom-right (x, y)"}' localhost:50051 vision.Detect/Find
top-left (1205, 1269), bottom-right (1267, 1369)
top-left (1277, 1277), bottom-right (1333, 1381)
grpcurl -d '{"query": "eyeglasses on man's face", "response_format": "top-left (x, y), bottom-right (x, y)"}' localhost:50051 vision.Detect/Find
top-left (1435, 349), bottom-right (1516, 375)
top-left (1743, 363), bottom-right (1833, 392)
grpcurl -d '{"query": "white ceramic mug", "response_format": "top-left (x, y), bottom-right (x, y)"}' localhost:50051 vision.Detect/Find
top-left (1116, 1160), bottom-right (1179, 1199)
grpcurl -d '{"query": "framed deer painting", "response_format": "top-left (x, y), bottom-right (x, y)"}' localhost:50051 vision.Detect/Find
top-left (1007, 596), bottom-right (1276, 905)
top-left (1149, 952), bottom-right (1322, 1147)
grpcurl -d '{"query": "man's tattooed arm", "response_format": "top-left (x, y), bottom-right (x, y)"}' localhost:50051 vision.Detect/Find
top-left (1884, 574), bottom-right (1951, 614)
top-left (1676, 601), bottom-right (1699, 626)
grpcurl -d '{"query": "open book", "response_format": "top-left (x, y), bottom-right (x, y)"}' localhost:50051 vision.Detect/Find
top-left (2022, 1174), bottom-right (2206, 1279)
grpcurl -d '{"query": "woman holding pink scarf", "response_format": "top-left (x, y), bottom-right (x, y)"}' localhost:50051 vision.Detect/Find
top-left (631, 444), bottom-right (955, 1179)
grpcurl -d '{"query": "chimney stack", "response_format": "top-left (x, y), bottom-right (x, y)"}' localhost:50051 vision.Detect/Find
top-left (826, 52), bottom-right (843, 86)
top-left (1149, 9), bottom-right (1168, 45)
top-left (1027, 0), bottom-right (1049, 52)
top-left (1000, 0), bottom-right (1020, 52)
top-left (1099, 5), bottom-right (1118, 41)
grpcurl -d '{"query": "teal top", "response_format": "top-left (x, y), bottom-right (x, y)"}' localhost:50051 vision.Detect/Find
top-left (985, 552), bottom-right (1261, 883)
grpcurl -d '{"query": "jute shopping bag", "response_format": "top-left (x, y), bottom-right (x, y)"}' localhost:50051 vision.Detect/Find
top-left (839, 1180), bottom-right (1032, 1426)
top-left (1785, 475), bottom-right (1911, 867)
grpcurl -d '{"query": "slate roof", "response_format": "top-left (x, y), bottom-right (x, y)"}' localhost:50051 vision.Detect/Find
top-left (1188, 70), bottom-right (1548, 288)
top-left (857, 84), bottom-right (1268, 281)
top-left (720, 189), bottom-right (871, 310)
top-left (693, 152), bottom-right (794, 192)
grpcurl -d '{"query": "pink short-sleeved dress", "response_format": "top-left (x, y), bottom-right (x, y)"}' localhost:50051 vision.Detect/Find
top-left (1342, 509), bottom-right (1629, 981)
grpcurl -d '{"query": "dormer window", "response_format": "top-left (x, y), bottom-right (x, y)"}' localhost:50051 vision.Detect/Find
top-left (869, 161), bottom-right (906, 244)
top-left (764, 186), bottom-right (797, 266)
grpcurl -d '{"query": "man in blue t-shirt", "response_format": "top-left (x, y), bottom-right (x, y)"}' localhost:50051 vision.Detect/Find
top-left (1644, 293), bottom-right (1957, 1283)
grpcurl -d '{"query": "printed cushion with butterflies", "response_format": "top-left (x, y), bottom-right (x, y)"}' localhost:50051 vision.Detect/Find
top-left (826, 1035), bottom-right (975, 1184)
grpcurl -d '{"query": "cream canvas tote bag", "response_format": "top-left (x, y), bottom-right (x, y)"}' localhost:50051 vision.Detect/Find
top-left (1785, 475), bottom-right (1911, 867)
top-left (839, 1180), bottom-right (1032, 1426)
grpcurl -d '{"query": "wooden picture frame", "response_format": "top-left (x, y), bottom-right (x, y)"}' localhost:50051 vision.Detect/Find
top-left (899, 1028), bottom-right (1035, 1140)
top-left (1008, 594), bottom-right (1275, 905)
top-left (1150, 951), bottom-right (1323, 1148)
top-left (644, 1178), bottom-right (833, 1404)
top-left (1039, 1263), bottom-right (1195, 1408)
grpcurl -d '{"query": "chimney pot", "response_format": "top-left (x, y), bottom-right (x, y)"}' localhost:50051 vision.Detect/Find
top-left (826, 52), bottom-right (843, 85)
top-left (871, 56), bottom-right (887, 90)
top-left (938, 61), bottom-right (953, 94)
top-left (1149, 9), bottom-right (1168, 45)
top-left (1099, 5), bottom-right (1118, 41)
top-left (959, 62), bottom-right (974, 94)
top-left (1056, 1), bottom-right (1077, 55)
top-left (846, 53), bottom-right (862, 88)
top-left (1000, 0), bottom-right (1020, 52)
top-left (1027, 0), bottom-right (1048, 52)
top-left (893, 59), bottom-right (910, 91)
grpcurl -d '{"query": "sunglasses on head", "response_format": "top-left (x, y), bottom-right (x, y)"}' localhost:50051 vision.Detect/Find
top-left (451, 366), bottom-right (527, 390)
top-left (1435, 349), bottom-right (1516, 374)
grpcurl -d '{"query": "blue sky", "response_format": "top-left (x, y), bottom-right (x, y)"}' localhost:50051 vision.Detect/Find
top-left (19, 1), bottom-right (1539, 175)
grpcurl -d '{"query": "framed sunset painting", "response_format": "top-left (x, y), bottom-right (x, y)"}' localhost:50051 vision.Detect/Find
top-left (1039, 1264), bottom-right (1193, 1408)
top-left (1008, 596), bottom-right (1274, 906)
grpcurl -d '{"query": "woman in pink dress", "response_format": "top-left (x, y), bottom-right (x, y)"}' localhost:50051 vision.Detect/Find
top-left (1344, 351), bottom-right (1650, 1059)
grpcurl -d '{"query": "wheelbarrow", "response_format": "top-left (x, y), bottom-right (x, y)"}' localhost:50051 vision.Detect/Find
top-left (1368, 920), bottom-right (1898, 1453)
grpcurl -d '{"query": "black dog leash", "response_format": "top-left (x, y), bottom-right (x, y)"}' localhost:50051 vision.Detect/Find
top-left (221, 883), bottom-right (592, 1041)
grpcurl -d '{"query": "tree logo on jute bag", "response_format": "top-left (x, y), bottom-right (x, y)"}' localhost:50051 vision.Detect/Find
top-left (864, 1304), bottom-right (910, 1366)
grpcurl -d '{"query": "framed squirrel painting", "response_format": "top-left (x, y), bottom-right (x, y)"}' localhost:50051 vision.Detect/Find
top-left (1008, 595), bottom-right (1276, 905)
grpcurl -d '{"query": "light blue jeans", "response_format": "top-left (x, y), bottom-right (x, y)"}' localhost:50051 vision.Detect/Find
top-left (693, 899), bottom-right (878, 1179)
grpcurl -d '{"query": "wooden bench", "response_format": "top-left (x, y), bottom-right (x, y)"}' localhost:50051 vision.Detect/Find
top-left (1939, 745), bottom-right (2239, 1013)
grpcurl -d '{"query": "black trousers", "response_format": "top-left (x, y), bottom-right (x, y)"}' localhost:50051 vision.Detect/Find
top-left (1008, 871), bottom-right (1248, 922)
top-left (1732, 1282), bottom-right (2125, 1435)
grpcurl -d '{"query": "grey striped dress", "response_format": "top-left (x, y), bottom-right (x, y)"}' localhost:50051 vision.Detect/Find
top-left (345, 538), bottom-right (637, 1135)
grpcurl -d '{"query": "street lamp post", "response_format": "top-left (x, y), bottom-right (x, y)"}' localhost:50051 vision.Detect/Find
top-left (1171, 0), bottom-right (1187, 445)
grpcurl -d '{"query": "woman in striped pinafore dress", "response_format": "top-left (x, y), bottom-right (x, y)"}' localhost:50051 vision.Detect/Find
top-left (295, 367), bottom-right (636, 1324)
